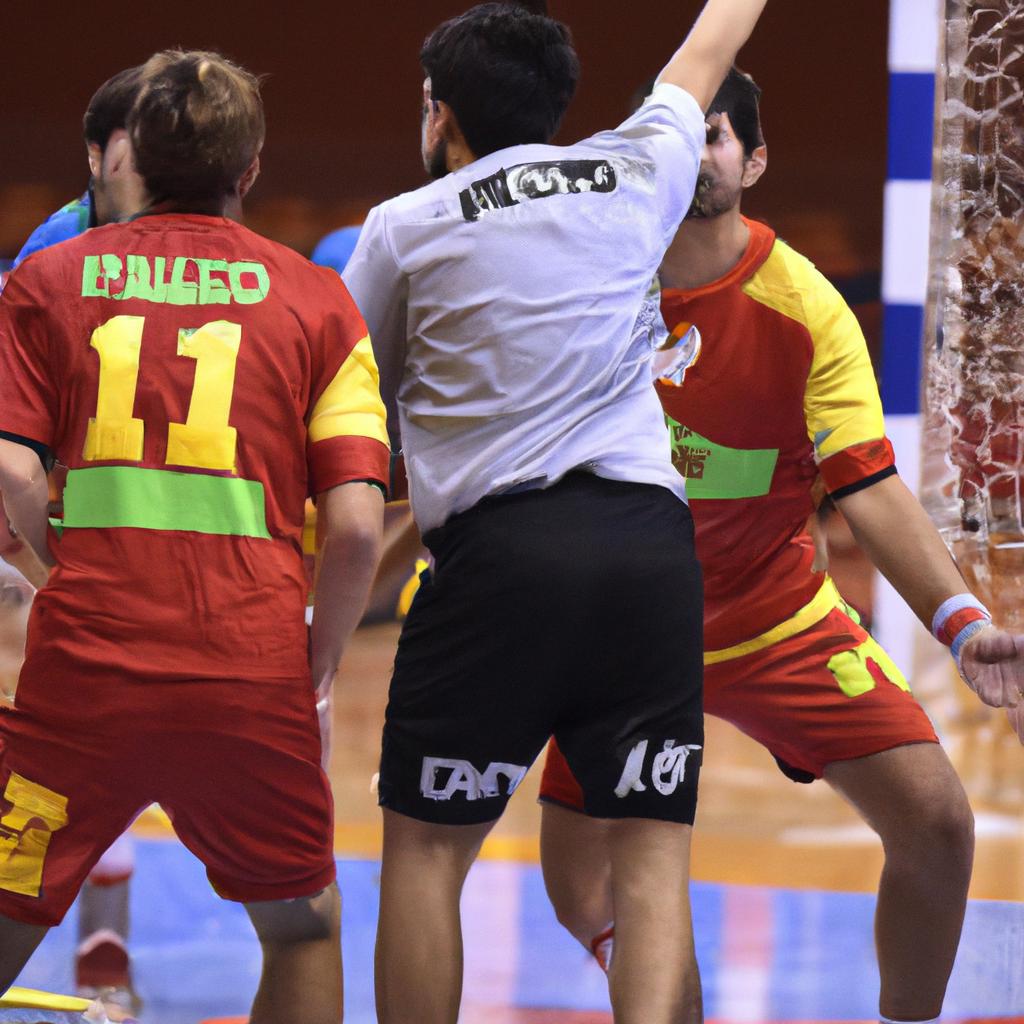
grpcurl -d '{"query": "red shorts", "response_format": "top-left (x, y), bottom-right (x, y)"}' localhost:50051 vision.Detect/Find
top-left (0, 648), bottom-right (335, 926)
top-left (540, 606), bottom-right (938, 809)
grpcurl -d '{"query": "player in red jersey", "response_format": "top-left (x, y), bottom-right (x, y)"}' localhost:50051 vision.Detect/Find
top-left (0, 51), bottom-right (389, 1023)
top-left (540, 69), bottom-right (1024, 1024)
top-left (1, 64), bottom-right (152, 1009)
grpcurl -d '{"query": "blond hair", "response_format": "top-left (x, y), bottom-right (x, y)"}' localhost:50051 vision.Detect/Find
top-left (130, 49), bottom-right (264, 203)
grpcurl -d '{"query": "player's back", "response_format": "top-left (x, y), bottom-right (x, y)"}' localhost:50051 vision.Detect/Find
top-left (2, 214), bottom-right (367, 682)
top-left (346, 84), bottom-right (706, 531)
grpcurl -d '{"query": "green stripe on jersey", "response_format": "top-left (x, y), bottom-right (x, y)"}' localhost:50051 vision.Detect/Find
top-left (666, 417), bottom-right (778, 500)
top-left (63, 466), bottom-right (271, 538)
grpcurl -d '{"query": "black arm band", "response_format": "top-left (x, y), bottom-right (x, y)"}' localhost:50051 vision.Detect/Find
top-left (830, 465), bottom-right (898, 502)
top-left (0, 431), bottom-right (53, 472)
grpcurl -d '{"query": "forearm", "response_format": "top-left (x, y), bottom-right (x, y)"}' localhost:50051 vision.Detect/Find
top-left (835, 474), bottom-right (969, 631)
top-left (310, 483), bottom-right (385, 694)
top-left (0, 441), bottom-right (52, 571)
top-left (0, 539), bottom-right (49, 590)
top-left (658, 0), bottom-right (768, 109)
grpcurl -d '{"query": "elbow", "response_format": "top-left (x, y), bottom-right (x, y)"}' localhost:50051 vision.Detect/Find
top-left (0, 461), bottom-right (45, 501)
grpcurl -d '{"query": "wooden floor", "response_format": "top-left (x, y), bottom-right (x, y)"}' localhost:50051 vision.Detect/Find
top-left (330, 620), bottom-right (1024, 901)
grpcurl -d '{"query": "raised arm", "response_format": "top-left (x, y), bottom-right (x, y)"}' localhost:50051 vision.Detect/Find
top-left (657, 0), bottom-right (768, 110)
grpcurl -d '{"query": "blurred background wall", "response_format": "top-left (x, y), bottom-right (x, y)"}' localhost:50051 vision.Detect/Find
top-left (1, 3), bottom-right (888, 275)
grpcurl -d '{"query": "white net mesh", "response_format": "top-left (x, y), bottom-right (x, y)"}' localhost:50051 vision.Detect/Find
top-left (921, 0), bottom-right (1024, 629)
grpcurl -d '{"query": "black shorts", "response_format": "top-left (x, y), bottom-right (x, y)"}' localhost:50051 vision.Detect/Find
top-left (377, 471), bottom-right (704, 826)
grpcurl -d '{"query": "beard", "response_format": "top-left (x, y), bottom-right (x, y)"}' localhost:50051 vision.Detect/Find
top-left (686, 172), bottom-right (741, 220)
top-left (424, 139), bottom-right (449, 181)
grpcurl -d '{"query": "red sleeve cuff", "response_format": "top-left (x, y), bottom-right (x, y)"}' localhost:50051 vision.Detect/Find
top-left (308, 435), bottom-right (390, 497)
top-left (0, 415), bottom-right (53, 450)
top-left (820, 438), bottom-right (896, 497)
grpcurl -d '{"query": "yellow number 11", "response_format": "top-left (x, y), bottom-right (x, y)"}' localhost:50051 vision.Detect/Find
top-left (83, 315), bottom-right (242, 472)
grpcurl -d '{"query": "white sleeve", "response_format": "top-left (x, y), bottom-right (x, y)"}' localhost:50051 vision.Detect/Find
top-left (342, 204), bottom-right (407, 450)
top-left (594, 83), bottom-right (707, 240)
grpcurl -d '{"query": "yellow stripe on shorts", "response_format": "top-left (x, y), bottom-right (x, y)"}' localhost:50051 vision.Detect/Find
top-left (704, 576), bottom-right (844, 666)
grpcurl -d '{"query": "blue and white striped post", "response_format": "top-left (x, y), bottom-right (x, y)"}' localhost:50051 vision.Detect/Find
top-left (873, 0), bottom-right (941, 668)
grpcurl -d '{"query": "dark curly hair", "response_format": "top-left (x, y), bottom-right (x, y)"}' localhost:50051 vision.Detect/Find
top-left (421, 2), bottom-right (580, 159)
top-left (83, 65), bottom-right (143, 149)
top-left (708, 67), bottom-right (763, 157)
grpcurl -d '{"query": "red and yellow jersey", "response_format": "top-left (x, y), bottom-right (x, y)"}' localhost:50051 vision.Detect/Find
top-left (658, 218), bottom-right (895, 658)
top-left (0, 213), bottom-right (389, 682)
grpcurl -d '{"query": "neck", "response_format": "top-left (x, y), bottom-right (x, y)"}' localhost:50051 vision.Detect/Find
top-left (660, 206), bottom-right (750, 290)
top-left (446, 139), bottom-right (478, 173)
top-left (130, 196), bottom-right (234, 221)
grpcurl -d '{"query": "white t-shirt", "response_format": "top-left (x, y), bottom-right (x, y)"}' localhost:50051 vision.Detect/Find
top-left (344, 83), bottom-right (705, 532)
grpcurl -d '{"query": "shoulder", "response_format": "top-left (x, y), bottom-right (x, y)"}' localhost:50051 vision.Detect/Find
top-left (370, 176), bottom-right (456, 230)
top-left (229, 222), bottom-right (335, 283)
top-left (12, 194), bottom-right (92, 269)
top-left (590, 85), bottom-right (705, 157)
top-left (743, 238), bottom-right (848, 333)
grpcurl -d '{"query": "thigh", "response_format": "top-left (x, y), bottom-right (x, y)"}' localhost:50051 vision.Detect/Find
top-left (824, 741), bottom-right (970, 837)
top-left (378, 552), bottom-right (560, 826)
top-left (0, 705), bottom-right (149, 927)
top-left (704, 607), bottom-right (939, 780)
top-left (151, 677), bottom-right (336, 904)
top-left (556, 489), bottom-right (704, 824)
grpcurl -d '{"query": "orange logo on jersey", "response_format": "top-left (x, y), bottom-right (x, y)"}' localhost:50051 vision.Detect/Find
top-left (654, 321), bottom-right (703, 387)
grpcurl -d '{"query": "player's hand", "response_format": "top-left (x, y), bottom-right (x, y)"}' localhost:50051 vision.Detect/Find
top-left (958, 625), bottom-right (1024, 709)
top-left (1005, 703), bottom-right (1024, 746)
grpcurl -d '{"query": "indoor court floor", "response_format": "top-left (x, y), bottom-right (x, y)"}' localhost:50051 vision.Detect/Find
top-left (13, 621), bottom-right (1024, 1024)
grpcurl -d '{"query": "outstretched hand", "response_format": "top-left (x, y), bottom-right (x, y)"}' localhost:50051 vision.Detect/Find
top-left (958, 625), bottom-right (1024, 710)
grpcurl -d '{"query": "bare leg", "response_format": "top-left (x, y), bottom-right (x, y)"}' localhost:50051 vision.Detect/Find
top-left (375, 809), bottom-right (495, 1024)
top-left (825, 743), bottom-right (974, 1022)
top-left (540, 802), bottom-right (613, 950)
top-left (0, 915), bottom-right (49, 992)
top-left (607, 818), bottom-right (702, 1024)
top-left (245, 883), bottom-right (342, 1024)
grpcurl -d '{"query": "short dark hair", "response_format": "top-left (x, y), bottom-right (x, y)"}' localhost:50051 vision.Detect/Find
top-left (421, 2), bottom-right (580, 159)
top-left (83, 66), bottom-right (143, 149)
top-left (129, 49), bottom-right (265, 203)
top-left (708, 67), bottom-right (763, 157)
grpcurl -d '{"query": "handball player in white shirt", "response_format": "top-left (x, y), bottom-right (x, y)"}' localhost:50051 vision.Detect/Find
top-left (344, 2), bottom-right (768, 1020)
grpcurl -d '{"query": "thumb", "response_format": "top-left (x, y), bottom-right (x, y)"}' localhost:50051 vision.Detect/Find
top-left (965, 627), bottom-right (1017, 664)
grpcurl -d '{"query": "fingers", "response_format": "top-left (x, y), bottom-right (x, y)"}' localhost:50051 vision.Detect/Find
top-left (967, 673), bottom-right (1011, 709)
top-left (1007, 704), bottom-right (1024, 746)
top-left (963, 626), bottom-right (1017, 664)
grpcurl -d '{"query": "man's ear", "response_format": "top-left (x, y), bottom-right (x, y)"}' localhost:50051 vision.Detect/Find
top-left (238, 155), bottom-right (261, 199)
top-left (742, 144), bottom-right (767, 189)
top-left (102, 129), bottom-right (134, 176)
top-left (86, 142), bottom-right (103, 179)
top-left (435, 99), bottom-right (473, 162)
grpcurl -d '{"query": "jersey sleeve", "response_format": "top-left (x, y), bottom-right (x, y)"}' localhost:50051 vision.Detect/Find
top-left (305, 268), bottom-right (390, 497)
top-left (802, 273), bottom-right (897, 498)
top-left (0, 263), bottom-right (59, 447)
top-left (590, 83), bottom-right (706, 241)
top-left (342, 204), bottom-right (407, 451)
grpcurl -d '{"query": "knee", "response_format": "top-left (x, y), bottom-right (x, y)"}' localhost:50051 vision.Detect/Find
top-left (247, 883), bottom-right (340, 946)
top-left (887, 788), bottom-right (975, 865)
top-left (545, 870), bottom-right (613, 947)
